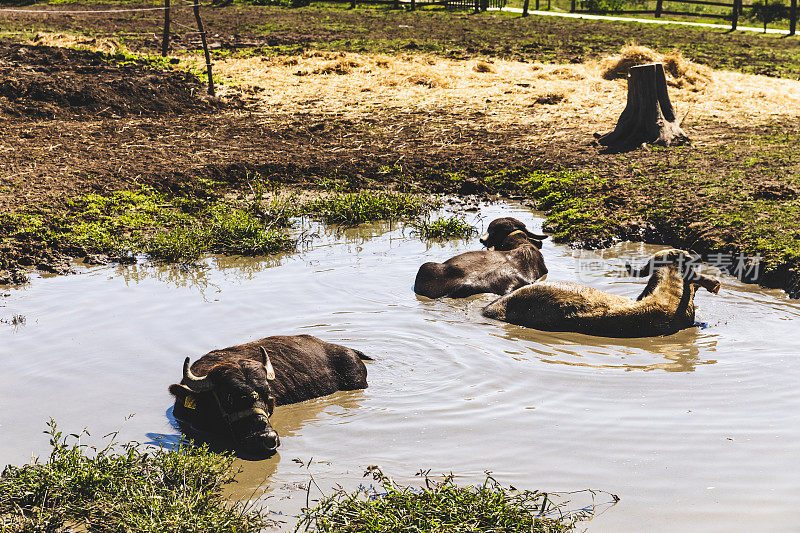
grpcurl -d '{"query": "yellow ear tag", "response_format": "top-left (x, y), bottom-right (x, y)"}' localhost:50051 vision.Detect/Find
top-left (184, 395), bottom-right (197, 410)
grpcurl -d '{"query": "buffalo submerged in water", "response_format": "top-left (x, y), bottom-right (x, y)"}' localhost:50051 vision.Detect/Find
top-left (482, 249), bottom-right (720, 338)
top-left (414, 217), bottom-right (548, 299)
top-left (169, 335), bottom-right (370, 456)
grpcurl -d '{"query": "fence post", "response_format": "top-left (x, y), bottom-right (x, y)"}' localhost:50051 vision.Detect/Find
top-left (547, 0), bottom-right (551, 9)
top-left (410, 0), bottom-right (416, 10)
top-left (393, 0), bottom-right (398, 8)
top-left (161, 0), bottom-right (170, 57)
top-left (350, 0), bottom-right (356, 9)
top-left (535, 0), bottom-right (540, 8)
top-left (731, 0), bottom-right (739, 30)
top-left (655, 0), bottom-right (663, 17)
top-left (790, 0), bottom-right (797, 35)
top-left (522, 0), bottom-right (530, 15)
top-left (570, 0), bottom-right (575, 11)
top-left (191, 0), bottom-right (214, 96)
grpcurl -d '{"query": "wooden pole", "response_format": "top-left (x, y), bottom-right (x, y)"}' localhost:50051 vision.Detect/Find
top-left (731, 0), bottom-right (739, 30)
top-left (547, 0), bottom-right (551, 10)
top-left (655, 0), bottom-right (663, 17)
top-left (522, 0), bottom-right (529, 15)
top-left (790, 0), bottom-right (797, 35)
top-left (535, 0), bottom-right (539, 9)
top-left (570, 0), bottom-right (576, 12)
top-left (350, 0), bottom-right (356, 9)
top-left (161, 0), bottom-right (170, 57)
top-left (410, 0), bottom-right (416, 10)
top-left (192, 0), bottom-right (214, 96)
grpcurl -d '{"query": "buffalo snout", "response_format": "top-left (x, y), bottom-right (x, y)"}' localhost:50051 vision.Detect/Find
top-left (241, 429), bottom-right (280, 456)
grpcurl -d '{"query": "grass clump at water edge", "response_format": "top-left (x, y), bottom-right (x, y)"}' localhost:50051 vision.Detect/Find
top-left (411, 216), bottom-right (477, 241)
top-left (0, 420), bottom-right (272, 532)
top-left (303, 191), bottom-right (432, 225)
top-left (297, 466), bottom-right (592, 533)
top-left (0, 188), bottom-right (298, 265)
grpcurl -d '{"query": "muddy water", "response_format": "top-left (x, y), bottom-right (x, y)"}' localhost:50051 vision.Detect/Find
top-left (2, 202), bottom-right (799, 532)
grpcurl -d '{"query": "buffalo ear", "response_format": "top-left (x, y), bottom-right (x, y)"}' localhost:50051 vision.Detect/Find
top-left (260, 346), bottom-right (276, 380)
top-left (169, 383), bottom-right (193, 398)
top-left (626, 261), bottom-right (651, 277)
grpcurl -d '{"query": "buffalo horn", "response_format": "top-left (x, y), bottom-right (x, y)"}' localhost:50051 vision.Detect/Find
top-left (259, 347), bottom-right (276, 381)
top-left (182, 357), bottom-right (214, 391)
top-left (523, 228), bottom-right (549, 240)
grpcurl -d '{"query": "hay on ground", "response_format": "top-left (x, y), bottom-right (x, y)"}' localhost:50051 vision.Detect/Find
top-left (29, 32), bottom-right (119, 54)
top-left (600, 44), bottom-right (713, 88)
top-left (24, 36), bottom-right (800, 140)
top-left (474, 60), bottom-right (495, 73)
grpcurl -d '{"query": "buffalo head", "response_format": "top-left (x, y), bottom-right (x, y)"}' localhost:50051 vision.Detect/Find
top-left (169, 347), bottom-right (280, 456)
top-left (627, 248), bottom-right (721, 295)
top-left (480, 217), bottom-right (548, 251)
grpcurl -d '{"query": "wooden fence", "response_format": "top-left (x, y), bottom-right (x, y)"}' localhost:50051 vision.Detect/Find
top-left (560, 0), bottom-right (798, 33)
top-left (320, 0), bottom-right (792, 33)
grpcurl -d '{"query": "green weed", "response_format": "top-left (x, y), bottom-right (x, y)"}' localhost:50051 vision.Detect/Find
top-left (146, 224), bottom-right (207, 263)
top-left (411, 216), bottom-right (477, 240)
top-left (297, 467), bottom-right (590, 533)
top-left (104, 49), bottom-right (177, 70)
top-left (204, 202), bottom-right (295, 256)
top-left (303, 191), bottom-right (431, 225)
top-left (0, 189), bottom-right (296, 265)
top-left (0, 420), bottom-right (271, 532)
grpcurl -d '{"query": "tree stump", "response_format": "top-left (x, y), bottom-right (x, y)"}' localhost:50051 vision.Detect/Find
top-left (595, 63), bottom-right (689, 154)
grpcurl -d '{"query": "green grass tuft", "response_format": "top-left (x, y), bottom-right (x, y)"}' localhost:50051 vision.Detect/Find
top-left (0, 189), bottom-right (297, 265)
top-left (304, 191), bottom-right (431, 225)
top-left (412, 216), bottom-right (477, 240)
top-left (146, 224), bottom-right (208, 263)
top-left (205, 202), bottom-right (296, 256)
top-left (297, 467), bottom-right (586, 533)
top-left (0, 420), bottom-right (271, 532)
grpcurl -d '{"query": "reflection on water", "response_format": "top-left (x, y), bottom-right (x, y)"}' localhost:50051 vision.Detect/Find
top-left (2, 202), bottom-right (799, 533)
top-left (224, 390), bottom-right (366, 502)
top-left (489, 322), bottom-right (716, 372)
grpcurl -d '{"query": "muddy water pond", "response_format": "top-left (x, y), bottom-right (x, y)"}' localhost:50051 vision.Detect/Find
top-left (2, 202), bottom-right (799, 532)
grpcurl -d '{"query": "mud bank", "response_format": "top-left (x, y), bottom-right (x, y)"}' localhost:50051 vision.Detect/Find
top-left (1, 39), bottom-right (798, 296)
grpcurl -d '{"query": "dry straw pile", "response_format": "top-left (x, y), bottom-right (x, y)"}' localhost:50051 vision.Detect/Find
top-left (29, 32), bottom-right (119, 54)
top-left (204, 45), bottom-right (798, 137)
top-left (599, 44), bottom-right (713, 88)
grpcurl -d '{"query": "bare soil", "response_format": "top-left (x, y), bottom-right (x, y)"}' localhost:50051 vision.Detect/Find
top-left (0, 42), bottom-right (216, 118)
top-left (0, 23), bottom-right (798, 294)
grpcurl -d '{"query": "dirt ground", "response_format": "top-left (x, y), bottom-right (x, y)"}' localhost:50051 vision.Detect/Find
top-left (1, 7), bottom-right (799, 292)
top-left (3, 38), bottom-right (797, 211)
top-left (2, 3), bottom-right (799, 77)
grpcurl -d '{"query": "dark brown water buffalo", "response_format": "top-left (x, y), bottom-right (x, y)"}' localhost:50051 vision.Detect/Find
top-left (169, 335), bottom-right (370, 456)
top-left (482, 249), bottom-right (720, 337)
top-left (413, 217), bottom-right (548, 299)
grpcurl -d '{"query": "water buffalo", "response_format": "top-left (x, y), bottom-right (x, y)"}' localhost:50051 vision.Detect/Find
top-left (169, 335), bottom-right (370, 456)
top-left (482, 249), bottom-right (720, 337)
top-left (413, 217), bottom-right (548, 299)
